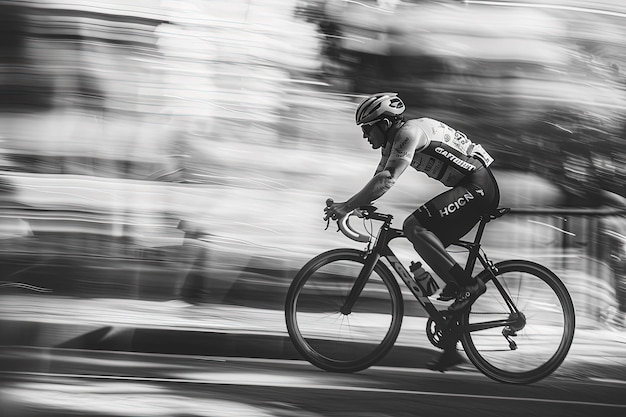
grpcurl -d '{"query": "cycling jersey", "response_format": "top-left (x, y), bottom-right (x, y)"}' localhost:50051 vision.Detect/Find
top-left (380, 118), bottom-right (494, 187)
top-left (374, 117), bottom-right (499, 246)
top-left (413, 166), bottom-right (500, 247)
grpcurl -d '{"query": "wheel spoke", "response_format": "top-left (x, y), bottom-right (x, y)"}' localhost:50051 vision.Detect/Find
top-left (462, 261), bottom-right (575, 384)
top-left (285, 249), bottom-right (403, 373)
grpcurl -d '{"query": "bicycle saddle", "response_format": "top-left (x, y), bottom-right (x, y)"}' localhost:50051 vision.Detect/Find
top-left (489, 207), bottom-right (511, 219)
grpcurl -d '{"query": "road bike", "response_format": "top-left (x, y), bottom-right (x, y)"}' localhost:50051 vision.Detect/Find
top-left (284, 204), bottom-right (575, 384)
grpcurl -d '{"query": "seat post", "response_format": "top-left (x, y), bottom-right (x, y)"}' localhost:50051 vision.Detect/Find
top-left (472, 215), bottom-right (490, 245)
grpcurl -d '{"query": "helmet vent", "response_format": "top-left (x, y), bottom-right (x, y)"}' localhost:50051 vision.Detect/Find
top-left (355, 93), bottom-right (405, 125)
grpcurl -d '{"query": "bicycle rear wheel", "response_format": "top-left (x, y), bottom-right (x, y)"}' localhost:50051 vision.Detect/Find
top-left (461, 260), bottom-right (575, 384)
top-left (285, 248), bottom-right (403, 373)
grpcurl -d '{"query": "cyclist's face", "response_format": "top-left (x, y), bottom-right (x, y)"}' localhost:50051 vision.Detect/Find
top-left (361, 121), bottom-right (385, 149)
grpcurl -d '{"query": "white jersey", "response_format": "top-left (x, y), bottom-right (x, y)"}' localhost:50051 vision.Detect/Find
top-left (381, 118), bottom-right (494, 186)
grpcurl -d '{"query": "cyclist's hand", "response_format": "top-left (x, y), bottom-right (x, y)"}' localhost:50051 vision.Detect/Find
top-left (353, 208), bottom-right (367, 218)
top-left (324, 198), bottom-right (351, 221)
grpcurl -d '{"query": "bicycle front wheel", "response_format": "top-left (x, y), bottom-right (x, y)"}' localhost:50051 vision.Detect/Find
top-left (461, 260), bottom-right (575, 384)
top-left (285, 248), bottom-right (403, 373)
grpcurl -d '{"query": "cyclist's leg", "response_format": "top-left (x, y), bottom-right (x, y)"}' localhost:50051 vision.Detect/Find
top-left (403, 167), bottom-right (499, 281)
top-left (402, 186), bottom-right (483, 288)
top-left (407, 168), bottom-right (500, 370)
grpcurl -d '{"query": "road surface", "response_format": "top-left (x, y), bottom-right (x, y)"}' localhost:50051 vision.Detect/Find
top-left (2, 347), bottom-right (625, 417)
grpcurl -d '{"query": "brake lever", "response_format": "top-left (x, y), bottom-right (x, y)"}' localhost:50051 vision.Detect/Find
top-left (324, 215), bottom-right (342, 234)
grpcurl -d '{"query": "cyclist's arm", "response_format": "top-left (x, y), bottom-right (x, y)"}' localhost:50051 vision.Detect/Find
top-left (345, 129), bottom-right (418, 210)
top-left (374, 154), bottom-right (388, 176)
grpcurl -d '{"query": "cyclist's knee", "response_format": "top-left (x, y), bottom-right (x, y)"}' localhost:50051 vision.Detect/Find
top-left (403, 215), bottom-right (427, 240)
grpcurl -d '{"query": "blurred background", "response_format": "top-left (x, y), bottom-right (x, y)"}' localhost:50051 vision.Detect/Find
top-left (0, 0), bottom-right (624, 330)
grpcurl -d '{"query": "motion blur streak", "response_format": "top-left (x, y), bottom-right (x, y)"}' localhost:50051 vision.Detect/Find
top-left (467, 0), bottom-right (626, 19)
top-left (0, 0), bottom-right (625, 415)
top-left (4, 381), bottom-right (277, 416)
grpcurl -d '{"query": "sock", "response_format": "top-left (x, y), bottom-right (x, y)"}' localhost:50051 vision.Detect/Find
top-left (449, 264), bottom-right (474, 286)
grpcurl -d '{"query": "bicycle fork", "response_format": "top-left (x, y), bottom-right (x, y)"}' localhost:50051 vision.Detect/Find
top-left (339, 252), bottom-right (381, 315)
top-left (339, 221), bottom-right (392, 316)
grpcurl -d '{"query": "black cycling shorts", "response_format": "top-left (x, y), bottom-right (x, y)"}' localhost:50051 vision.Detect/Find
top-left (410, 165), bottom-right (500, 247)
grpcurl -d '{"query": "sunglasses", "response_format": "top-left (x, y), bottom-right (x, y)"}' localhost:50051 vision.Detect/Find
top-left (360, 120), bottom-right (380, 135)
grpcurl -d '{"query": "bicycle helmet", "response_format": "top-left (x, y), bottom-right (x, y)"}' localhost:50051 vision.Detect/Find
top-left (355, 92), bottom-right (405, 125)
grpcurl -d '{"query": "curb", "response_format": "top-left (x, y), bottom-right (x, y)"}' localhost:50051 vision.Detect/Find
top-left (2, 295), bottom-right (626, 381)
top-left (0, 319), bottom-right (438, 370)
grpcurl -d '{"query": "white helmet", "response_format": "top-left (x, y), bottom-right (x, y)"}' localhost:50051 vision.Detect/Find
top-left (355, 92), bottom-right (405, 125)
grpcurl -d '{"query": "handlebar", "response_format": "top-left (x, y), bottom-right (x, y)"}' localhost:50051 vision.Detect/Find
top-left (337, 211), bottom-right (371, 242)
top-left (325, 198), bottom-right (384, 243)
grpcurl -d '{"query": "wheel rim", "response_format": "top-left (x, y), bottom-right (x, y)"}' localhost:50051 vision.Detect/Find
top-left (288, 254), bottom-right (402, 370)
top-left (462, 262), bottom-right (574, 383)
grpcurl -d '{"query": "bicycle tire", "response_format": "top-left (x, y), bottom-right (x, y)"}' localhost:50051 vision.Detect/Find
top-left (461, 260), bottom-right (575, 384)
top-left (285, 248), bottom-right (403, 373)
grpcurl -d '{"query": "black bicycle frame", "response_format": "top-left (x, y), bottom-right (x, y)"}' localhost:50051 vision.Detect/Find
top-left (340, 210), bottom-right (522, 333)
top-left (451, 216), bottom-right (524, 333)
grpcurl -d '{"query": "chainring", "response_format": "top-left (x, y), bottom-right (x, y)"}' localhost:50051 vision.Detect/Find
top-left (426, 317), bottom-right (445, 348)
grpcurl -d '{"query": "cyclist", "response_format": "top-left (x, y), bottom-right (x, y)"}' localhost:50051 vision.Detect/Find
top-left (324, 92), bottom-right (500, 371)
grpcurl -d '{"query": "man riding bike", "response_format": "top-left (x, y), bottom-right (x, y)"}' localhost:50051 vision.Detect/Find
top-left (324, 92), bottom-right (500, 371)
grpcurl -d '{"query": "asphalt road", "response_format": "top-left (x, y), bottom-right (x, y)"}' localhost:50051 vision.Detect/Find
top-left (2, 347), bottom-right (625, 417)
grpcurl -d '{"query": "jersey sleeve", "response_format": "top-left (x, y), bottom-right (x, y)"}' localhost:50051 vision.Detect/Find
top-left (385, 124), bottom-right (427, 166)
